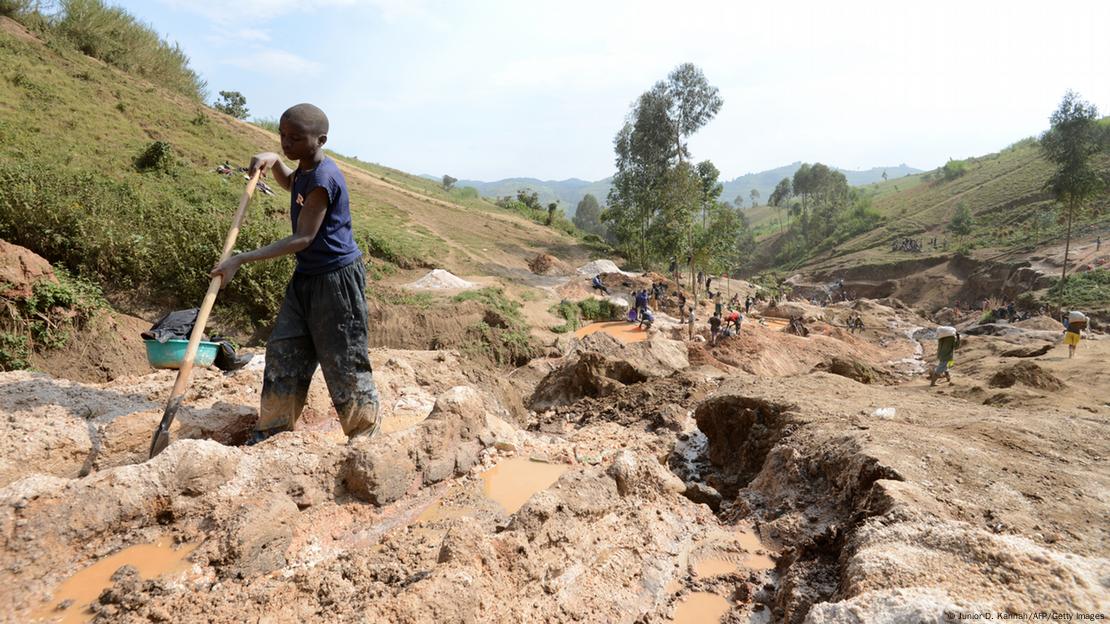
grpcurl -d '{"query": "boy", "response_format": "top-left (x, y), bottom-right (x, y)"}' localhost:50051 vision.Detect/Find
top-left (709, 313), bottom-right (722, 346)
top-left (930, 326), bottom-right (960, 386)
top-left (210, 103), bottom-right (381, 443)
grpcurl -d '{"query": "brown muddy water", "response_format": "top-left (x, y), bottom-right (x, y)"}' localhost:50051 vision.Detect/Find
top-left (672, 591), bottom-right (730, 624)
top-left (481, 456), bottom-right (569, 513)
top-left (29, 540), bottom-right (196, 624)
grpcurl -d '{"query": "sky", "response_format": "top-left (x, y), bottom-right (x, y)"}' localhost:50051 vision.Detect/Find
top-left (114, 0), bottom-right (1110, 182)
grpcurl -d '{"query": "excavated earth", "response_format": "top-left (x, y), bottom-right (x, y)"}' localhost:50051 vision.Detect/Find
top-left (2, 296), bottom-right (1108, 623)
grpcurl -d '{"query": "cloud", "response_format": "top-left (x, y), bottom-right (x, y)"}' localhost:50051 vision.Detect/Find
top-left (225, 49), bottom-right (321, 76)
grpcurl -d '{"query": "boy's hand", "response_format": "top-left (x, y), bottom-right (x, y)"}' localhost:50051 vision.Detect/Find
top-left (210, 256), bottom-right (243, 288)
top-left (248, 152), bottom-right (279, 178)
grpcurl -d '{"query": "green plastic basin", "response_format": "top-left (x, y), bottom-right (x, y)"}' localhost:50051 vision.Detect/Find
top-left (144, 339), bottom-right (219, 370)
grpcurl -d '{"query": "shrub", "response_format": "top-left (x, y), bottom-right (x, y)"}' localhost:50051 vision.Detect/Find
top-left (1043, 269), bottom-right (1110, 309)
top-left (941, 159), bottom-right (968, 181)
top-left (134, 140), bottom-right (176, 173)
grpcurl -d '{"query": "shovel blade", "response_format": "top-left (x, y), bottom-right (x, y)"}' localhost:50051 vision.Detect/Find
top-left (148, 396), bottom-right (183, 458)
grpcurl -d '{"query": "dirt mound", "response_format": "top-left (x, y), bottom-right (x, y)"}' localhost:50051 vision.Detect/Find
top-left (0, 240), bottom-right (57, 298)
top-left (575, 259), bottom-right (628, 277)
top-left (31, 312), bottom-right (152, 383)
top-left (534, 372), bottom-right (710, 433)
top-left (527, 253), bottom-right (573, 276)
top-left (1014, 315), bottom-right (1065, 331)
top-left (987, 361), bottom-right (1067, 391)
top-left (403, 268), bottom-right (475, 290)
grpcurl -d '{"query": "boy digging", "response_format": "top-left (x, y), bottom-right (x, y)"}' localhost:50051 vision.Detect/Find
top-left (211, 103), bottom-right (381, 443)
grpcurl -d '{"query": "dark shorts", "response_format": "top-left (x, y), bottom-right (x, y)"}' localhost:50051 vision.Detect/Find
top-left (255, 261), bottom-right (380, 438)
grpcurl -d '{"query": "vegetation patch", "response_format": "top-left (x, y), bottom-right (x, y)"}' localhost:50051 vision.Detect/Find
top-left (453, 288), bottom-right (539, 365)
top-left (550, 298), bottom-right (620, 333)
top-left (0, 268), bottom-right (104, 370)
top-left (1043, 269), bottom-right (1110, 310)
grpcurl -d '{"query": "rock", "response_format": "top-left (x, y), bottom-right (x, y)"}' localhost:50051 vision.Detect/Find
top-left (0, 240), bottom-right (57, 298)
top-left (168, 440), bottom-right (241, 497)
top-left (454, 441), bottom-right (481, 474)
top-left (342, 436), bottom-right (418, 504)
top-left (606, 450), bottom-right (685, 498)
top-left (811, 357), bottom-right (893, 385)
top-left (221, 493), bottom-right (299, 577)
top-left (682, 482), bottom-right (723, 511)
top-left (999, 344), bottom-right (1052, 358)
top-left (436, 517), bottom-right (498, 568)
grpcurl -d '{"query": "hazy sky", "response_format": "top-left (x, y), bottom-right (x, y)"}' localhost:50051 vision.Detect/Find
top-left (116, 0), bottom-right (1110, 181)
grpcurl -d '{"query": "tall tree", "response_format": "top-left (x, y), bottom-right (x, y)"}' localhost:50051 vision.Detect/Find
top-left (664, 63), bottom-right (724, 165)
top-left (441, 174), bottom-right (457, 191)
top-left (606, 63), bottom-right (722, 269)
top-left (1040, 90), bottom-right (1105, 280)
top-left (749, 189), bottom-right (760, 207)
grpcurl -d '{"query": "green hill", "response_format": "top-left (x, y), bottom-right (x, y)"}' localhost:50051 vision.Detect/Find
top-left (0, 13), bottom-right (589, 329)
top-left (751, 136), bottom-right (1110, 276)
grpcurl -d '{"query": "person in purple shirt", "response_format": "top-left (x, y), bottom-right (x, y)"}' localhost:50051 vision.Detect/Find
top-left (211, 103), bottom-right (381, 443)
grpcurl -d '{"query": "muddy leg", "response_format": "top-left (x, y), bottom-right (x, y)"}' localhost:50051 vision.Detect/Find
top-left (253, 336), bottom-right (317, 441)
top-left (308, 262), bottom-right (382, 440)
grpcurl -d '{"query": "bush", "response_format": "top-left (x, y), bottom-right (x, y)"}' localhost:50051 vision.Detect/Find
top-left (134, 140), bottom-right (175, 173)
top-left (941, 159), bottom-right (968, 181)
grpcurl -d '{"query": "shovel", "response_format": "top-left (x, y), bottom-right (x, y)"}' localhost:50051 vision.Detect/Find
top-left (149, 169), bottom-right (261, 458)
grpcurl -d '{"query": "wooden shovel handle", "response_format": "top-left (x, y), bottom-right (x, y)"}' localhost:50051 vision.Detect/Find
top-left (153, 169), bottom-right (261, 452)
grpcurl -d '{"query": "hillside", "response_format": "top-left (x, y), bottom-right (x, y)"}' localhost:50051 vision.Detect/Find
top-left (0, 16), bottom-right (595, 328)
top-left (447, 164), bottom-right (921, 217)
top-left (790, 137), bottom-right (1109, 275)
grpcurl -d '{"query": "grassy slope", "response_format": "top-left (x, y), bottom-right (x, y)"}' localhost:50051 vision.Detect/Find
top-left (771, 138), bottom-right (1109, 275)
top-left (0, 20), bottom-right (592, 327)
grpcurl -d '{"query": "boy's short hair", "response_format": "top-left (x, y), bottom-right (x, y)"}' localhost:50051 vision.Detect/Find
top-left (281, 103), bottom-right (329, 135)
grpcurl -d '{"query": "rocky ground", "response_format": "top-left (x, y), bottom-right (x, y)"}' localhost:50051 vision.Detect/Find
top-left (2, 290), bottom-right (1108, 623)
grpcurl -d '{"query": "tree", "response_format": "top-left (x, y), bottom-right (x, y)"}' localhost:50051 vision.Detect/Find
top-left (442, 175), bottom-right (457, 191)
top-left (606, 63), bottom-right (722, 269)
top-left (573, 194), bottom-right (604, 236)
top-left (947, 202), bottom-right (974, 238)
top-left (750, 189), bottom-right (760, 207)
top-left (664, 63), bottom-right (724, 165)
top-left (1040, 90), bottom-right (1105, 281)
top-left (546, 202), bottom-right (557, 226)
top-left (213, 90), bottom-right (248, 119)
top-left (695, 160), bottom-right (722, 227)
top-left (516, 189), bottom-right (541, 211)
top-left (881, 170), bottom-right (888, 181)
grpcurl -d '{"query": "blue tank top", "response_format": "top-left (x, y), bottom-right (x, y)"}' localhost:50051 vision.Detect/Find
top-left (289, 157), bottom-right (362, 275)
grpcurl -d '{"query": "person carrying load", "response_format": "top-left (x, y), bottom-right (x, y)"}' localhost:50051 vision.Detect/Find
top-left (930, 326), bottom-right (960, 387)
top-left (1062, 311), bottom-right (1088, 359)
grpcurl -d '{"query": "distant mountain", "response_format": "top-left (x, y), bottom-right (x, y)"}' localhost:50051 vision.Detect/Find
top-left (430, 163), bottom-right (922, 216)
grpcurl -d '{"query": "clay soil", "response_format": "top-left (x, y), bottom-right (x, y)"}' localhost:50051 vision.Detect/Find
top-left (2, 296), bottom-right (1108, 623)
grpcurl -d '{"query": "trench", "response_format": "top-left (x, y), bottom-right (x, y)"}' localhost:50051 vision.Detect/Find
top-left (672, 392), bottom-right (905, 623)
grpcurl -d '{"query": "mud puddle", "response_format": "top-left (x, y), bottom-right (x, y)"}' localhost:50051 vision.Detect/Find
top-left (481, 456), bottom-right (569, 513)
top-left (30, 540), bottom-right (197, 624)
top-left (574, 321), bottom-right (648, 343)
top-left (672, 591), bottom-right (730, 623)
